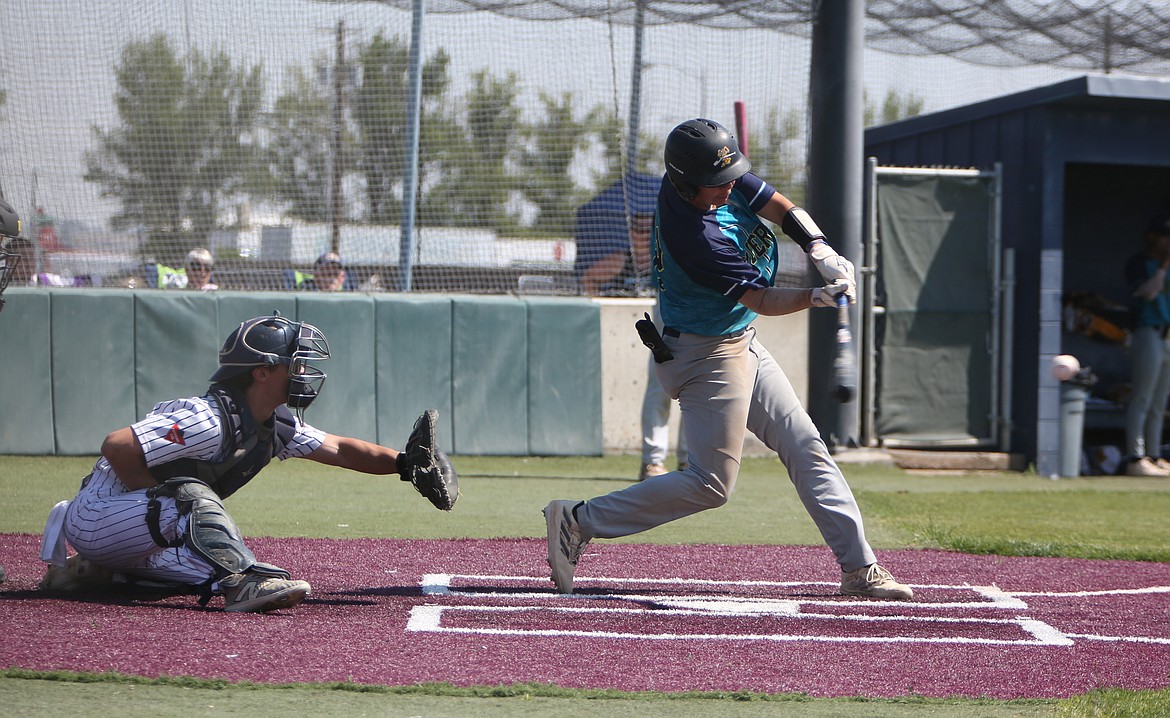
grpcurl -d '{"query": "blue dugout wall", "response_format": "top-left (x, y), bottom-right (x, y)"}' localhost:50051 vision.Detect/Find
top-left (0, 288), bottom-right (602, 457)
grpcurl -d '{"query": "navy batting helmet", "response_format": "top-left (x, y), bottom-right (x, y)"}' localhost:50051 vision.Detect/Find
top-left (664, 118), bottom-right (751, 201)
top-left (211, 312), bottom-right (330, 415)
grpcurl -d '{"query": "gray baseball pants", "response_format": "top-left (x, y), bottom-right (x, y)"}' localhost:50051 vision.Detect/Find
top-left (1125, 326), bottom-right (1170, 458)
top-left (577, 326), bottom-right (878, 573)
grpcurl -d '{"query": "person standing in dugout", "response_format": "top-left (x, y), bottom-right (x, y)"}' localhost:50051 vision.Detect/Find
top-left (1122, 212), bottom-right (1170, 477)
top-left (39, 312), bottom-right (457, 612)
top-left (544, 118), bottom-right (913, 600)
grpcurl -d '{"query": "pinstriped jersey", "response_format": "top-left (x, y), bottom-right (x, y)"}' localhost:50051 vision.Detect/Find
top-left (78, 393), bottom-right (325, 501)
top-left (652, 172), bottom-right (778, 336)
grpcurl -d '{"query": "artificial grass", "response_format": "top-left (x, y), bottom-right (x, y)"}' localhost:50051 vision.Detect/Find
top-left (6, 454), bottom-right (1170, 563)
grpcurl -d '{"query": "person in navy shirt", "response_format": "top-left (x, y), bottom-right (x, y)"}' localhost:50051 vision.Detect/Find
top-left (545, 118), bottom-right (913, 600)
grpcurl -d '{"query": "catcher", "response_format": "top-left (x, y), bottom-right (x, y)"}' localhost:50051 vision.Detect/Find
top-left (39, 312), bottom-right (457, 612)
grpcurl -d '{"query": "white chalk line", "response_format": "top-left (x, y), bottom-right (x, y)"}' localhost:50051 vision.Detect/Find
top-left (409, 573), bottom-right (1170, 646)
top-left (421, 573), bottom-right (1030, 609)
top-left (405, 604), bottom-right (1074, 645)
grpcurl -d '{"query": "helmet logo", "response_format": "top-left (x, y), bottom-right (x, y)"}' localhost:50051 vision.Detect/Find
top-left (712, 146), bottom-right (737, 169)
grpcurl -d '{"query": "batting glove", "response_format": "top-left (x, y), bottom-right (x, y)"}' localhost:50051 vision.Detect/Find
top-left (810, 280), bottom-right (854, 308)
top-left (808, 240), bottom-right (856, 294)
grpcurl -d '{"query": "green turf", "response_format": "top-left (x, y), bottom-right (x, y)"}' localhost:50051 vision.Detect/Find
top-left (7, 455), bottom-right (1170, 561)
top-left (2, 453), bottom-right (1168, 716)
top-left (0, 672), bottom-right (1065, 718)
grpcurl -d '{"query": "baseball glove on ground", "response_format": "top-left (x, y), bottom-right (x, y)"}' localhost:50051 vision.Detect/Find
top-left (399, 409), bottom-right (459, 511)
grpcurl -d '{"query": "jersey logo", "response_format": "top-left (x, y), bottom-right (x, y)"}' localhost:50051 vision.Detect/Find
top-left (743, 224), bottom-right (775, 265)
top-left (164, 423), bottom-right (186, 445)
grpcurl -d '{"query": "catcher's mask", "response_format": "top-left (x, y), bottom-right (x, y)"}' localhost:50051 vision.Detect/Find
top-left (210, 312), bottom-right (330, 417)
top-left (663, 118), bottom-right (751, 202)
top-left (0, 198), bottom-right (23, 314)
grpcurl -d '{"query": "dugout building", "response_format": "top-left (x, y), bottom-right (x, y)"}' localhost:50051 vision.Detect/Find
top-left (861, 73), bottom-right (1170, 476)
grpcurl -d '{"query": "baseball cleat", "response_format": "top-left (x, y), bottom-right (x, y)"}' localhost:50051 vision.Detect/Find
top-left (1126, 457), bottom-right (1170, 477)
top-left (544, 499), bottom-right (589, 594)
top-left (221, 572), bottom-right (311, 612)
top-left (840, 564), bottom-right (913, 600)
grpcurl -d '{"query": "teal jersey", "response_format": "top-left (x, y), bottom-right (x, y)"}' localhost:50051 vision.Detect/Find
top-left (1125, 252), bottom-right (1170, 328)
top-left (652, 172), bottom-right (779, 336)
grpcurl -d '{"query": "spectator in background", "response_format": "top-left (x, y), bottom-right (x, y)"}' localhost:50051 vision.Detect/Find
top-left (303, 252), bottom-right (350, 292)
top-left (6, 237), bottom-right (36, 285)
top-left (6, 237), bottom-right (75, 287)
top-left (575, 175), bottom-right (658, 296)
top-left (1122, 211), bottom-right (1170, 477)
top-left (574, 175), bottom-right (686, 481)
top-left (185, 248), bottom-right (218, 291)
top-left (0, 198), bottom-right (23, 316)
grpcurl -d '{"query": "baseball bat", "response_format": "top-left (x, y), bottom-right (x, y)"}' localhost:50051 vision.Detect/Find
top-left (833, 294), bottom-right (856, 403)
top-left (734, 100), bottom-right (749, 158)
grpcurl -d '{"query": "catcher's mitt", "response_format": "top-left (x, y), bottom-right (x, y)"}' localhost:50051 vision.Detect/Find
top-left (399, 409), bottom-right (459, 511)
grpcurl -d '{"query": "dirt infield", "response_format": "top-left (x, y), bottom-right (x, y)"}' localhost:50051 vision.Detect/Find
top-left (1, 533), bottom-right (1168, 698)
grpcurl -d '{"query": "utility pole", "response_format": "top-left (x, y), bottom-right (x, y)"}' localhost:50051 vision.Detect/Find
top-left (330, 19), bottom-right (345, 255)
top-left (807, 0), bottom-right (863, 450)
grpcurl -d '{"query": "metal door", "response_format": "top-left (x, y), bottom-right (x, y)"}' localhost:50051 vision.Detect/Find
top-left (862, 161), bottom-right (1010, 449)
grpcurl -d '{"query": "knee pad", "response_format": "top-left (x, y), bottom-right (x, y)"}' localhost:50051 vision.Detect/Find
top-left (147, 478), bottom-right (288, 581)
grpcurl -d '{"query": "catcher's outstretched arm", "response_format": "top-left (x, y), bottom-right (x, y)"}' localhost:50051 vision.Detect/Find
top-left (308, 434), bottom-right (398, 475)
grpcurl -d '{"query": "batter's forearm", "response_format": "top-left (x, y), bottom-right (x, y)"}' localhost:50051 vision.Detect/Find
top-left (739, 286), bottom-right (812, 316)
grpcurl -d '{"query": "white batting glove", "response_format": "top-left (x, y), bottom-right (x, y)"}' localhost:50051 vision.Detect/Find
top-left (808, 240), bottom-right (856, 295)
top-left (810, 280), bottom-right (854, 308)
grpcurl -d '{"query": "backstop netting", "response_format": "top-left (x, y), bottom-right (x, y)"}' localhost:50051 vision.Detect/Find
top-left (0, 1), bottom-right (1084, 295)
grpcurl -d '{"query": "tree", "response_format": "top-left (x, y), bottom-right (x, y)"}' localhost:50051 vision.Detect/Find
top-left (422, 69), bottom-right (521, 233)
top-left (263, 62), bottom-right (348, 222)
top-left (84, 34), bottom-right (264, 261)
top-left (516, 92), bottom-right (609, 235)
top-left (749, 107), bottom-right (807, 206)
top-left (864, 88), bottom-right (925, 127)
top-left (352, 31), bottom-right (450, 225)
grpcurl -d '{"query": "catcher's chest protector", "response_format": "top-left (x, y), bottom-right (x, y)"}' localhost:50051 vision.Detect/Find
top-left (149, 386), bottom-right (296, 499)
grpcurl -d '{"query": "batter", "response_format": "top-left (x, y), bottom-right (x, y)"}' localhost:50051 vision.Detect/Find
top-left (546, 118), bottom-right (913, 600)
